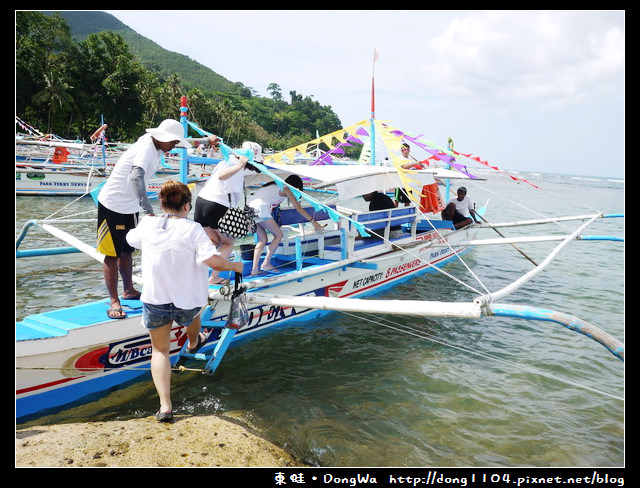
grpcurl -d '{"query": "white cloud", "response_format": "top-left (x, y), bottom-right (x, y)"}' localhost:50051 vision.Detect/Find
top-left (414, 11), bottom-right (624, 111)
top-left (105, 9), bottom-right (624, 177)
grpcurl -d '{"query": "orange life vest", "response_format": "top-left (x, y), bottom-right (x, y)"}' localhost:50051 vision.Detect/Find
top-left (53, 147), bottom-right (69, 163)
top-left (419, 183), bottom-right (444, 214)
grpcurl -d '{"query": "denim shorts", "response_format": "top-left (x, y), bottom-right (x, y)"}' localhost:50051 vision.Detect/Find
top-left (142, 302), bottom-right (202, 330)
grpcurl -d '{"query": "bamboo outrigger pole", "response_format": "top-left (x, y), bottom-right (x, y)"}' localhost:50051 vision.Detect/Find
top-left (179, 95), bottom-right (189, 184)
top-left (370, 49), bottom-right (379, 165)
top-left (245, 292), bottom-right (624, 361)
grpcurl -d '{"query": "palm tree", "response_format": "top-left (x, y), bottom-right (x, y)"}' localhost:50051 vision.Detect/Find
top-left (31, 69), bottom-right (74, 134)
top-left (165, 73), bottom-right (185, 119)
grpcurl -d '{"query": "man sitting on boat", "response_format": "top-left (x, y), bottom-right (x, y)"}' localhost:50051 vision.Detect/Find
top-left (362, 190), bottom-right (403, 239)
top-left (441, 186), bottom-right (479, 229)
top-left (394, 143), bottom-right (413, 207)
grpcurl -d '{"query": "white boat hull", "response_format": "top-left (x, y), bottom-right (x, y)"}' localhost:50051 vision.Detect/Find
top-left (16, 227), bottom-right (473, 421)
top-left (15, 164), bottom-right (200, 197)
top-left (15, 165), bottom-right (109, 196)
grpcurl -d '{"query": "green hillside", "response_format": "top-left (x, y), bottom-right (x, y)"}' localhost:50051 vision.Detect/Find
top-left (42, 10), bottom-right (244, 96)
top-left (21, 11), bottom-right (342, 148)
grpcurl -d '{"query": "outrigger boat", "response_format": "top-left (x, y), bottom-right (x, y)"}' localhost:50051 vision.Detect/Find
top-left (16, 92), bottom-right (624, 422)
top-left (16, 117), bottom-right (220, 197)
top-left (16, 133), bottom-right (117, 196)
top-left (15, 141), bottom-right (212, 198)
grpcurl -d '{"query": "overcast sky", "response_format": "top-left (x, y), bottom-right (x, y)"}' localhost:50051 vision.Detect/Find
top-left (107, 10), bottom-right (624, 178)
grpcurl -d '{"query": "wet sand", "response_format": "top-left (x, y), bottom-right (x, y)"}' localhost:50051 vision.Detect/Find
top-left (16, 414), bottom-right (305, 467)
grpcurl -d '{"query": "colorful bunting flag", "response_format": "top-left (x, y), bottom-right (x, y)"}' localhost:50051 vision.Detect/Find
top-left (451, 151), bottom-right (539, 188)
top-left (188, 118), bottom-right (538, 190)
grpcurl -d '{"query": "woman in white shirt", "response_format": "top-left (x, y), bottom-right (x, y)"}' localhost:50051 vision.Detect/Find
top-left (126, 180), bottom-right (243, 422)
top-left (248, 175), bottom-right (324, 275)
top-left (194, 142), bottom-right (262, 285)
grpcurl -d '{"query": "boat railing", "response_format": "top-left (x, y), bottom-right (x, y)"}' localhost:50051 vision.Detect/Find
top-left (274, 205), bottom-right (423, 266)
top-left (319, 207), bottom-right (422, 260)
top-left (352, 207), bottom-right (418, 234)
top-left (272, 205), bottom-right (341, 268)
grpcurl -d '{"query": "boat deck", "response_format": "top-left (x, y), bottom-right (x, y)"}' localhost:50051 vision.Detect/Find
top-left (16, 298), bottom-right (144, 342)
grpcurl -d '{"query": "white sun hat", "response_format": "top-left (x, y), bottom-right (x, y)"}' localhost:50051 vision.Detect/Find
top-left (242, 141), bottom-right (264, 162)
top-left (146, 119), bottom-right (190, 148)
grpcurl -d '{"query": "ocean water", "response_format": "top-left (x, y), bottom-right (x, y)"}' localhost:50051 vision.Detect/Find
top-left (15, 171), bottom-right (625, 467)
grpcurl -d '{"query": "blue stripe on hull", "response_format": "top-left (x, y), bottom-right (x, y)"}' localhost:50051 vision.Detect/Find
top-left (17, 367), bottom-right (150, 423)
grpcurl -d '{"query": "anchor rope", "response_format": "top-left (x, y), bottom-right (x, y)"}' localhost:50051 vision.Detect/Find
top-left (16, 363), bottom-right (206, 374)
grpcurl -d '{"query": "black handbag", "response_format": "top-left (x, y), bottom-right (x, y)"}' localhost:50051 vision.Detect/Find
top-left (218, 194), bottom-right (257, 238)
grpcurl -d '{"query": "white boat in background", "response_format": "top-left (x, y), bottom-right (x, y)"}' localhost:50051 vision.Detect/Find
top-left (15, 135), bottom-right (219, 197)
top-left (16, 163), bottom-right (108, 196)
top-left (16, 92), bottom-right (624, 422)
top-left (16, 127), bottom-right (116, 196)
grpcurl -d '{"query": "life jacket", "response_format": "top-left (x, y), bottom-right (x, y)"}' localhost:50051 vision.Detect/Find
top-left (53, 147), bottom-right (69, 164)
top-left (419, 183), bottom-right (444, 214)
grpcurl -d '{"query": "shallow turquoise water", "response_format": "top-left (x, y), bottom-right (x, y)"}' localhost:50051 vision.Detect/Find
top-left (15, 171), bottom-right (624, 467)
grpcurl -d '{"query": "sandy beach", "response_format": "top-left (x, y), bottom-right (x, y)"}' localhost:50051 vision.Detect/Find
top-left (16, 414), bottom-right (305, 467)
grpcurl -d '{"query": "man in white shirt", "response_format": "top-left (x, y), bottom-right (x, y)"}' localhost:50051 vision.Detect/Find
top-left (441, 186), bottom-right (479, 229)
top-left (97, 119), bottom-right (217, 319)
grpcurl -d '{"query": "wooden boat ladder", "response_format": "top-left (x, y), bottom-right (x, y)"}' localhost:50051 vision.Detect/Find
top-left (173, 325), bottom-right (238, 376)
top-left (173, 274), bottom-right (246, 376)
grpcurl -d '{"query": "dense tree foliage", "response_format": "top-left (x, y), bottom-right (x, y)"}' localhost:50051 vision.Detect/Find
top-left (16, 11), bottom-right (342, 149)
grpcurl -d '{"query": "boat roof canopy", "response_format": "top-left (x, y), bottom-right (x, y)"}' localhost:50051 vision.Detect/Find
top-left (258, 162), bottom-right (471, 200)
